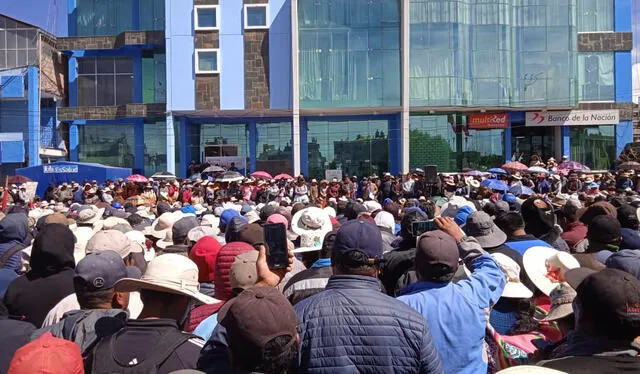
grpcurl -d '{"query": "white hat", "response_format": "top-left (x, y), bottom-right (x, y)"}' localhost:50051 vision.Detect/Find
top-left (440, 196), bottom-right (476, 218)
top-left (53, 202), bottom-right (69, 213)
top-left (496, 366), bottom-right (567, 373)
top-left (323, 206), bottom-right (336, 218)
top-left (125, 230), bottom-right (146, 246)
top-left (374, 211), bottom-right (396, 233)
top-left (492, 253), bottom-right (533, 299)
top-left (193, 204), bottom-right (206, 215)
top-left (363, 201), bottom-right (382, 213)
top-left (291, 207), bottom-right (333, 236)
top-left (115, 254), bottom-right (219, 305)
top-left (96, 216), bottom-right (129, 231)
top-left (293, 231), bottom-right (326, 254)
top-left (245, 211), bottom-right (260, 224)
top-left (76, 206), bottom-right (105, 225)
top-left (156, 230), bottom-right (174, 249)
top-left (523, 246), bottom-right (580, 296)
top-left (187, 226), bottom-right (219, 243)
top-left (73, 227), bottom-right (94, 264)
top-left (150, 212), bottom-right (176, 239)
top-left (201, 214), bottom-right (219, 228)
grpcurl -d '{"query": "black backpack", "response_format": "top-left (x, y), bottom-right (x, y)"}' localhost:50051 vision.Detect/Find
top-left (91, 327), bottom-right (197, 374)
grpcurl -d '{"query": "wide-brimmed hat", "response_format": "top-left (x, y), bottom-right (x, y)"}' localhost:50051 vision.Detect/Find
top-left (492, 252), bottom-right (533, 299)
top-left (441, 196), bottom-right (477, 218)
top-left (150, 212), bottom-right (176, 239)
top-left (512, 172), bottom-right (523, 180)
top-left (537, 282), bottom-right (576, 322)
top-left (523, 246), bottom-right (580, 295)
top-left (291, 207), bottom-right (332, 236)
top-left (76, 206), bottom-right (105, 225)
top-left (293, 231), bottom-right (326, 254)
top-left (115, 253), bottom-right (218, 305)
top-left (464, 211), bottom-right (507, 248)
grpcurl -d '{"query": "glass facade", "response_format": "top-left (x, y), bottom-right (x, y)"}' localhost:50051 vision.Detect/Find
top-left (577, 0), bottom-right (614, 32)
top-left (409, 0), bottom-right (576, 107)
top-left (257, 122), bottom-right (293, 175)
top-left (0, 16), bottom-right (38, 69)
top-left (77, 57), bottom-right (134, 106)
top-left (307, 119), bottom-right (389, 178)
top-left (200, 124), bottom-right (249, 168)
top-left (578, 52), bottom-right (615, 102)
top-left (570, 125), bottom-right (615, 170)
top-left (76, 0), bottom-right (165, 36)
top-left (409, 115), bottom-right (503, 172)
top-left (144, 121), bottom-right (167, 175)
top-left (298, 0), bottom-right (401, 108)
top-left (78, 124), bottom-right (135, 168)
top-left (142, 52), bottom-right (166, 103)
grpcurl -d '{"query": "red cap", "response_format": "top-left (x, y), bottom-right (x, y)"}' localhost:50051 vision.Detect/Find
top-left (8, 332), bottom-right (84, 374)
top-left (189, 236), bottom-right (223, 282)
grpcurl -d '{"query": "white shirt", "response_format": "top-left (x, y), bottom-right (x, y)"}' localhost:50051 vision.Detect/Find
top-left (41, 291), bottom-right (143, 328)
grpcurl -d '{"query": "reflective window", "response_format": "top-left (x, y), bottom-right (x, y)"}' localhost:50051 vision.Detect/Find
top-left (257, 122), bottom-right (293, 175)
top-left (78, 124), bottom-right (135, 168)
top-left (76, 0), bottom-right (133, 36)
top-left (0, 16), bottom-right (38, 69)
top-left (142, 52), bottom-right (166, 103)
top-left (409, 0), bottom-right (577, 107)
top-left (77, 57), bottom-right (133, 106)
top-left (577, 0), bottom-right (614, 32)
top-left (410, 115), bottom-right (503, 172)
top-left (139, 0), bottom-right (165, 31)
top-left (245, 5), bottom-right (269, 29)
top-left (570, 125), bottom-right (615, 170)
top-left (578, 52), bottom-right (615, 102)
top-left (298, 0), bottom-right (401, 108)
top-left (196, 49), bottom-right (219, 74)
top-left (144, 121), bottom-right (167, 175)
top-left (195, 5), bottom-right (219, 30)
top-left (200, 124), bottom-right (249, 172)
top-left (307, 119), bottom-right (389, 178)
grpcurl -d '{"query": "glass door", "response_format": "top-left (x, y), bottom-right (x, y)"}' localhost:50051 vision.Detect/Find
top-left (511, 125), bottom-right (556, 165)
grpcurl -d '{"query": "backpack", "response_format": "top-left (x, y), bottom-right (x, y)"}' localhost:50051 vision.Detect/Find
top-left (91, 326), bottom-right (197, 374)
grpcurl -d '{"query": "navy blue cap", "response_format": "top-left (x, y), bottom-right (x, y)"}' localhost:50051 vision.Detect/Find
top-left (606, 249), bottom-right (640, 279)
top-left (74, 250), bottom-right (141, 291)
top-left (333, 219), bottom-right (383, 260)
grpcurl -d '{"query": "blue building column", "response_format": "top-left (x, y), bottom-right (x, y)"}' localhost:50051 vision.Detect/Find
top-left (561, 127), bottom-right (571, 160)
top-left (248, 121), bottom-right (257, 174)
top-left (27, 66), bottom-right (40, 167)
top-left (132, 50), bottom-right (143, 103)
top-left (178, 117), bottom-right (189, 178)
top-left (388, 114), bottom-right (401, 175)
top-left (132, 0), bottom-right (140, 30)
top-left (134, 120), bottom-right (145, 174)
top-left (504, 117), bottom-right (512, 163)
top-left (69, 124), bottom-right (79, 162)
top-left (68, 56), bottom-right (78, 107)
top-left (299, 119), bottom-right (308, 176)
top-left (615, 0), bottom-right (633, 155)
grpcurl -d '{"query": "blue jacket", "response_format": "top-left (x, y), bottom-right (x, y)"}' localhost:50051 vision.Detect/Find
top-left (294, 275), bottom-right (444, 374)
top-left (398, 252), bottom-right (505, 374)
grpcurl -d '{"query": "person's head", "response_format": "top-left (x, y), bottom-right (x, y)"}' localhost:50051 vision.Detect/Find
top-left (414, 230), bottom-right (459, 283)
top-left (494, 212), bottom-right (526, 237)
top-left (617, 204), bottom-right (639, 230)
top-left (570, 268), bottom-right (640, 342)
top-left (332, 219), bottom-right (383, 277)
top-left (171, 216), bottom-right (200, 246)
top-left (319, 231), bottom-right (337, 259)
top-left (520, 198), bottom-right (555, 238)
top-left (587, 215), bottom-right (621, 252)
top-left (219, 287), bottom-right (298, 374)
top-left (463, 211), bottom-right (507, 249)
top-left (400, 209), bottom-right (428, 241)
top-left (73, 250), bottom-right (140, 310)
top-left (29, 223), bottom-right (76, 276)
top-left (8, 332), bottom-right (84, 374)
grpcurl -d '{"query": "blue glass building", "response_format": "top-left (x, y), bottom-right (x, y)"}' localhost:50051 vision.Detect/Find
top-left (57, 0), bottom-right (634, 177)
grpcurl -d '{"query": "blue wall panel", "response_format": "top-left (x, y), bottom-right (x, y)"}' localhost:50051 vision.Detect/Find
top-left (615, 0), bottom-right (632, 32)
top-left (269, 0), bottom-right (292, 109)
top-left (165, 0), bottom-right (195, 111)
top-left (219, 0), bottom-right (245, 110)
top-left (27, 67), bottom-right (40, 166)
top-left (0, 76), bottom-right (25, 98)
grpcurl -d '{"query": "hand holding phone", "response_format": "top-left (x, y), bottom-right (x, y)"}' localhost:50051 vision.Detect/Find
top-left (263, 223), bottom-right (288, 269)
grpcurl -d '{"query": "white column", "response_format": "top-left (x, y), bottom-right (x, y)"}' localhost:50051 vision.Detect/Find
top-left (401, 0), bottom-right (410, 173)
top-left (291, 0), bottom-right (301, 176)
top-left (166, 113), bottom-right (176, 174)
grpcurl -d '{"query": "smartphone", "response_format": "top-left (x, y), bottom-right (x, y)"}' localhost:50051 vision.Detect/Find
top-left (412, 220), bottom-right (438, 237)
top-left (263, 223), bottom-right (288, 269)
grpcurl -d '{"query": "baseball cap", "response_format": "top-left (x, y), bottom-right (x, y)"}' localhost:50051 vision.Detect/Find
top-left (587, 215), bottom-right (621, 244)
top-left (605, 249), bottom-right (640, 279)
top-left (332, 219), bottom-right (383, 261)
top-left (230, 250), bottom-right (259, 291)
top-left (220, 209), bottom-right (242, 228)
top-left (8, 332), bottom-right (84, 374)
top-left (74, 250), bottom-right (141, 291)
top-left (578, 201), bottom-right (617, 225)
top-left (218, 287), bottom-right (297, 364)
top-left (85, 230), bottom-right (135, 258)
top-left (415, 230), bottom-right (460, 274)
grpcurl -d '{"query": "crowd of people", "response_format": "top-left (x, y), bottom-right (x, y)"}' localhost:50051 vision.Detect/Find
top-left (1, 160), bottom-right (640, 373)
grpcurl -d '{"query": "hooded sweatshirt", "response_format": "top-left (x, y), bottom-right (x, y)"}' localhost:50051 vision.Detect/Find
top-left (3, 224), bottom-right (76, 327)
top-left (0, 213), bottom-right (29, 272)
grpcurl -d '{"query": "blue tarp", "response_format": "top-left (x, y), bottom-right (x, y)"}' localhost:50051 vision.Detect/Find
top-left (16, 161), bottom-right (132, 197)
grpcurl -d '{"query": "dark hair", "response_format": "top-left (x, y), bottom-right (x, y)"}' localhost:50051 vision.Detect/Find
top-left (320, 232), bottom-right (337, 259)
top-left (416, 263), bottom-right (456, 283)
top-left (400, 210), bottom-right (427, 239)
top-left (332, 250), bottom-right (377, 276)
top-left (235, 335), bottom-right (298, 374)
top-left (494, 212), bottom-right (525, 235)
top-left (126, 213), bottom-right (145, 227)
top-left (419, 202), bottom-right (435, 219)
top-left (74, 278), bottom-right (115, 309)
top-left (506, 298), bottom-right (540, 335)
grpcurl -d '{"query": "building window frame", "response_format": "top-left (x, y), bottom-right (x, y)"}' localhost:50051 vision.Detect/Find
top-left (194, 5), bottom-right (219, 31)
top-left (195, 48), bottom-right (220, 74)
top-left (244, 4), bottom-right (269, 30)
top-left (76, 57), bottom-right (134, 106)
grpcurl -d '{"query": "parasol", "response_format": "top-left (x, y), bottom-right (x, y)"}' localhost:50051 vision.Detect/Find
top-left (502, 162), bottom-right (528, 172)
top-left (274, 173), bottom-right (293, 180)
top-left (216, 171), bottom-right (244, 183)
top-left (127, 174), bottom-right (148, 183)
top-left (251, 171), bottom-right (273, 180)
top-left (202, 165), bottom-right (225, 173)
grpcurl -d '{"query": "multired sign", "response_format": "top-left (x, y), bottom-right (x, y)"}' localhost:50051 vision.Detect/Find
top-left (467, 113), bottom-right (509, 129)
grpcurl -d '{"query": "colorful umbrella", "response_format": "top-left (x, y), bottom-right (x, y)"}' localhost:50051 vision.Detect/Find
top-left (509, 185), bottom-right (534, 196)
top-left (202, 165), bottom-right (225, 173)
top-left (251, 171), bottom-right (273, 180)
top-left (465, 170), bottom-right (487, 177)
top-left (481, 179), bottom-right (509, 192)
top-left (150, 171), bottom-right (176, 180)
top-left (488, 168), bottom-right (507, 175)
top-left (127, 174), bottom-right (148, 183)
top-left (557, 161), bottom-right (590, 172)
top-left (274, 173), bottom-right (293, 180)
top-left (618, 161), bottom-right (640, 170)
top-left (527, 166), bottom-right (549, 174)
top-left (502, 162), bottom-right (528, 172)
top-left (216, 171), bottom-right (244, 183)
top-left (7, 175), bottom-right (32, 185)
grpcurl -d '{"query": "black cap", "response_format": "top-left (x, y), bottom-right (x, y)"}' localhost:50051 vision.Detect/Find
top-left (587, 215), bottom-right (621, 244)
top-left (415, 230), bottom-right (460, 275)
top-left (617, 204), bottom-right (639, 229)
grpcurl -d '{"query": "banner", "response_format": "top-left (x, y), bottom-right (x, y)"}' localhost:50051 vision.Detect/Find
top-left (467, 113), bottom-right (509, 129)
top-left (525, 110), bottom-right (620, 127)
top-left (325, 169), bottom-right (343, 182)
top-left (43, 164), bottom-right (79, 173)
top-left (22, 182), bottom-right (38, 202)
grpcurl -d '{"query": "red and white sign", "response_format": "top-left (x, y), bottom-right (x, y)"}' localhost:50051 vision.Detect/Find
top-left (525, 110), bottom-right (620, 127)
top-left (467, 113), bottom-right (509, 129)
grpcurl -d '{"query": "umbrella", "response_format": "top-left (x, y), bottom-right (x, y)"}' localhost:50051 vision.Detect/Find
top-left (274, 173), bottom-right (293, 180)
top-left (557, 161), bottom-right (590, 172)
top-left (502, 162), bottom-right (528, 172)
top-left (189, 173), bottom-right (202, 182)
top-left (251, 171), bottom-right (273, 180)
top-left (465, 170), bottom-right (487, 177)
top-left (481, 179), bottom-right (509, 192)
top-left (618, 161), bottom-right (640, 170)
top-left (509, 185), bottom-right (534, 196)
top-left (127, 174), bottom-right (148, 183)
top-left (488, 168), bottom-right (507, 175)
top-left (527, 166), bottom-right (549, 174)
top-left (7, 175), bottom-right (32, 185)
top-left (202, 165), bottom-right (225, 173)
top-left (216, 171), bottom-right (244, 183)
top-left (150, 171), bottom-right (176, 180)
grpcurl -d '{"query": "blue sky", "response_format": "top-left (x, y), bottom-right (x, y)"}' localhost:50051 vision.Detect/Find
top-left (0, 0), bottom-right (67, 36)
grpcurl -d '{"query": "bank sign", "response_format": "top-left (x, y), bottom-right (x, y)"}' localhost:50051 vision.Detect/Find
top-left (43, 164), bottom-right (79, 173)
top-left (525, 110), bottom-right (619, 127)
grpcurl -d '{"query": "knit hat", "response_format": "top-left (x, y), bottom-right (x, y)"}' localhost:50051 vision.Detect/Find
top-left (189, 236), bottom-right (223, 282)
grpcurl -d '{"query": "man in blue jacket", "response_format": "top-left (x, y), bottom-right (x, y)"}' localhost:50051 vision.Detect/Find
top-left (294, 219), bottom-right (444, 374)
top-left (398, 217), bottom-right (505, 374)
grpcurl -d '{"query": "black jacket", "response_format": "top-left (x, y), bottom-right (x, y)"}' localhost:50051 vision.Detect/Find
top-left (380, 238), bottom-right (417, 296)
top-left (3, 224), bottom-right (76, 327)
top-left (0, 303), bottom-right (36, 373)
